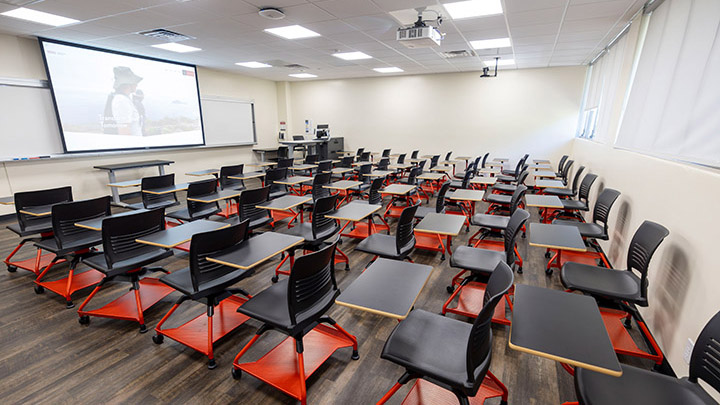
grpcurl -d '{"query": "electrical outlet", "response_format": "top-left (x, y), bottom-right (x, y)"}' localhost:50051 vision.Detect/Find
top-left (683, 338), bottom-right (695, 364)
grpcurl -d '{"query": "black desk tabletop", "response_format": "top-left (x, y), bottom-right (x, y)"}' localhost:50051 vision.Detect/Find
top-left (330, 167), bottom-right (353, 174)
top-left (415, 212), bottom-right (466, 236)
top-left (257, 195), bottom-right (311, 211)
top-left (447, 189), bottom-right (485, 201)
top-left (326, 202), bottom-right (381, 221)
top-left (142, 183), bottom-right (190, 195)
top-left (136, 220), bottom-right (229, 248)
top-left (207, 232), bottom-right (304, 270)
top-left (19, 204), bottom-right (56, 217)
top-left (228, 171), bottom-right (265, 180)
top-left (525, 194), bottom-right (563, 208)
top-left (290, 164), bottom-right (318, 170)
top-left (528, 223), bottom-right (586, 251)
top-left (336, 258), bottom-right (434, 319)
top-left (0, 196), bottom-right (14, 205)
top-left (535, 179), bottom-right (565, 189)
top-left (324, 180), bottom-right (362, 190)
top-left (509, 284), bottom-right (622, 376)
top-left (187, 189), bottom-right (242, 203)
top-left (75, 209), bottom-right (149, 231)
top-left (94, 160), bottom-right (174, 171)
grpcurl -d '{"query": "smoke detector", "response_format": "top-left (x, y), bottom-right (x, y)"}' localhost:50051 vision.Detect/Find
top-left (259, 7), bottom-right (285, 20)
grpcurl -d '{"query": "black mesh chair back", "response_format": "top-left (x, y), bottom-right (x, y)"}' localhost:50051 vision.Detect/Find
top-left (520, 153), bottom-right (530, 165)
top-left (358, 163), bottom-right (373, 184)
top-left (14, 186), bottom-right (73, 232)
top-left (278, 158), bottom-right (294, 169)
top-left (266, 167), bottom-right (289, 196)
top-left (472, 156), bottom-right (483, 172)
top-left (142, 174), bottom-right (178, 210)
top-left (382, 149), bottom-right (391, 158)
top-left (377, 157), bottom-right (390, 170)
top-left (406, 167), bottom-right (421, 186)
top-left (220, 164), bottom-right (245, 190)
top-left (238, 186), bottom-right (271, 226)
top-left (592, 188), bottom-right (621, 235)
top-left (561, 160), bottom-right (574, 183)
top-left (52, 196), bottom-right (110, 251)
top-left (359, 152), bottom-right (371, 162)
top-left (435, 182), bottom-right (451, 213)
top-left (311, 172), bottom-right (332, 201)
top-left (430, 155), bottom-right (440, 168)
top-left (558, 155), bottom-right (569, 173)
top-left (689, 310), bottom-right (720, 391)
top-left (511, 158), bottom-right (525, 176)
top-left (569, 166), bottom-right (586, 194)
top-left (504, 209), bottom-right (530, 265)
top-left (287, 241), bottom-right (339, 327)
top-left (481, 153), bottom-right (490, 169)
top-left (277, 146), bottom-right (289, 159)
top-left (187, 179), bottom-right (220, 219)
top-left (317, 160), bottom-right (332, 173)
top-left (626, 221), bottom-right (669, 301)
top-left (397, 154), bottom-right (406, 164)
top-left (356, 148), bottom-right (365, 158)
top-left (460, 165), bottom-right (475, 188)
top-left (465, 261), bottom-right (513, 391)
top-left (189, 220), bottom-right (248, 293)
top-left (368, 177), bottom-right (384, 205)
top-left (339, 156), bottom-right (354, 168)
top-left (411, 150), bottom-right (419, 159)
top-left (101, 208), bottom-right (166, 271)
top-left (305, 154), bottom-right (319, 164)
top-left (516, 170), bottom-right (529, 185)
top-left (578, 174), bottom-right (598, 204)
top-left (444, 152), bottom-right (452, 161)
top-left (509, 185), bottom-right (528, 215)
top-left (395, 204), bottom-right (419, 255)
top-left (311, 194), bottom-right (340, 240)
top-left (417, 160), bottom-right (427, 172)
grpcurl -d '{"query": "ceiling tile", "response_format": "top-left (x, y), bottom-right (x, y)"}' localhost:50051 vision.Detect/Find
top-left (313, 0), bottom-right (384, 19)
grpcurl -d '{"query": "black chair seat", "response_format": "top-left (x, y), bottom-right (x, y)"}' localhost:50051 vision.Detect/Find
top-left (414, 206), bottom-right (443, 220)
top-left (449, 246), bottom-right (504, 274)
top-left (145, 200), bottom-right (180, 211)
top-left (453, 171), bottom-right (467, 179)
top-left (553, 219), bottom-right (607, 239)
top-left (223, 184), bottom-right (246, 191)
top-left (7, 220), bottom-right (52, 237)
top-left (160, 266), bottom-right (247, 300)
top-left (492, 183), bottom-right (517, 193)
top-left (544, 188), bottom-right (574, 197)
top-left (561, 199), bottom-right (588, 211)
top-left (449, 180), bottom-right (463, 189)
top-left (290, 223), bottom-right (337, 245)
top-left (84, 248), bottom-right (173, 278)
top-left (575, 366), bottom-right (715, 405)
top-left (486, 194), bottom-right (511, 205)
top-left (471, 213), bottom-right (510, 230)
top-left (167, 206), bottom-right (221, 221)
top-left (381, 309), bottom-right (475, 390)
top-left (269, 190), bottom-right (289, 200)
top-left (496, 175), bottom-right (515, 182)
top-left (35, 233), bottom-right (102, 256)
top-left (356, 234), bottom-right (412, 259)
top-left (237, 278), bottom-right (334, 331)
top-left (561, 263), bottom-right (643, 303)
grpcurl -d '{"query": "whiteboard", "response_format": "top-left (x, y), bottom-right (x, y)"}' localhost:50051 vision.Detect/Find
top-left (200, 97), bottom-right (256, 146)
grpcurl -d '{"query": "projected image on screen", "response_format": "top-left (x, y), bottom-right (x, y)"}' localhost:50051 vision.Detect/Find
top-left (41, 40), bottom-right (204, 152)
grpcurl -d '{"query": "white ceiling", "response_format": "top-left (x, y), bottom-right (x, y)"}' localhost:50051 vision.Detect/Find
top-left (0, 0), bottom-right (645, 81)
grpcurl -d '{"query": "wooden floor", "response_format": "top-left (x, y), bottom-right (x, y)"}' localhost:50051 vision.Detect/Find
top-left (0, 186), bottom-right (650, 404)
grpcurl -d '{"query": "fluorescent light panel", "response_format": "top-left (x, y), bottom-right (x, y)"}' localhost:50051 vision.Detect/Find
top-left (1, 7), bottom-right (79, 26)
top-left (289, 73), bottom-right (317, 78)
top-left (333, 51), bottom-right (372, 61)
top-left (265, 25), bottom-right (320, 39)
top-left (151, 42), bottom-right (201, 53)
top-left (373, 67), bottom-right (403, 73)
top-left (484, 58), bottom-right (515, 66)
top-left (236, 61), bottom-right (272, 68)
top-left (470, 37), bottom-right (511, 50)
top-left (444, 0), bottom-right (503, 20)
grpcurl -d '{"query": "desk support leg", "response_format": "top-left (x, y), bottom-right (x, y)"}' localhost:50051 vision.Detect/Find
top-left (158, 165), bottom-right (165, 175)
top-left (107, 171), bottom-right (121, 205)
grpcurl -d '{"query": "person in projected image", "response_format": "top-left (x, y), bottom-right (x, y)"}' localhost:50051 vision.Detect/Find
top-left (102, 66), bottom-right (145, 136)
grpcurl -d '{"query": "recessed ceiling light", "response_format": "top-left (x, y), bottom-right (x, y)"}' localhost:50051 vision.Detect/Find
top-left (470, 37), bottom-right (511, 50)
top-left (484, 58), bottom-right (515, 66)
top-left (1, 7), bottom-right (79, 26)
top-left (289, 73), bottom-right (317, 78)
top-left (444, 0), bottom-right (503, 20)
top-left (236, 61), bottom-right (272, 68)
top-left (333, 51), bottom-right (372, 61)
top-left (373, 67), bottom-right (404, 73)
top-left (265, 25), bottom-right (320, 40)
top-left (151, 43), bottom-right (202, 53)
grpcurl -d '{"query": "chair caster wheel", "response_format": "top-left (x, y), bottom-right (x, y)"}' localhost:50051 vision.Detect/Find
top-left (152, 334), bottom-right (164, 344)
top-left (34, 285), bottom-right (44, 294)
top-left (440, 255), bottom-right (445, 261)
top-left (66, 301), bottom-right (75, 309)
top-left (517, 267), bottom-right (523, 274)
top-left (545, 269), bottom-right (553, 276)
top-left (344, 264), bottom-right (350, 271)
top-left (545, 252), bottom-right (551, 258)
top-left (7, 265), bottom-right (17, 273)
top-left (232, 368), bottom-right (242, 380)
top-left (208, 359), bottom-right (217, 370)
top-left (139, 324), bottom-right (148, 333)
top-left (522, 233), bottom-right (526, 238)
top-left (78, 315), bottom-right (90, 325)
top-left (271, 275), bottom-right (279, 283)
top-left (446, 285), bottom-right (455, 294)
top-left (351, 350), bottom-right (359, 360)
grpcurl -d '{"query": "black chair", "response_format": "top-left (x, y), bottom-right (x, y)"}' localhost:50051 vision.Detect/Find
top-left (449, 162), bottom-right (476, 190)
top-left (454, 156), bottom-right (482, 179)
top-left (277, 145), bottom-right (289, 159)
top-left (574, 309), bottom-right (720, 405)
top-left (561, 221), bottom-right (669, 365)
top-left (396, 153), bottom-right (407, 164)
top-left (316, 159), bottom-right (332, 174)
top-left (410, 150), bottom-right (419, 159)
top-left (545, 165), bottom-right (585, 198)
top-left (219, 164), bottom-right (246, 191)
top-left (377, 261), bottom-right (512, 405)
top-left (154, 221), bottom-right (253, 368)
top-left (491, 170), bottom-right (529, 194)
top-left (359, 151), bottom-right (371, 162)
top-left (34, 196), bottom-right (110, 308)
top-left (332, 156), bottom-right (354, 180)
top-left (558, 159), bottom-right (574, 185)
top-left (497, 156), bottom-right (528, 182)
top-left (376, 157), bottom-right (390, 171)
top-left (277, 157), bottom-right (294, 169)
top-left (429, 154), bottom-right (440, 169)
top-left (485, 172), bottom-right (529, 214)
top-left (554, 173), bottom-right (598, 220)
top-left (351, 177), bottom-right (391, 235)
top-left (349, 163), bottom-right (373, 195)
top-left (5, 186), bottom-right (72, 274)
top-left (355, 147), bottom-right (365, 159)
top-left (556, 154), bottom-right (569, 177)
top-left (479, 152), bottom-right (490, 169)
top-left (265, 167), bottom-right (289, 199)
top-left (302, 172), bottom-right (332, 219)
top-left (469, 185), bottom-right (527, 244)
top-left (356, 204), bottom-right (419, 266)
top-left (231, 242), bottom-right (358, 404)
top-left (381, 148), bottom-right (391, 158)
top-left (232, 186), bottom-right (272, 231)
top-left (167, 179), bottom-right (221, 222)
top-left (142, 174), bottom-right (180, 211)
top-left (415, 181), bottom-right (451, 220)
top-left (78, 208), bottom-right (173, 332)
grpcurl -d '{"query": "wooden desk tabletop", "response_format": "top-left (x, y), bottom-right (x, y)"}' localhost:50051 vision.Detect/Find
top-left (492, 158), bottom-right (509, 162)
top-left (509, 284), bottom-right (622, 376)
top-left (324, 180), bottom-right (362, 191)
top-left (479, 167), bottom-right (501, 173)
top-left (485, 162), bottom-right (504, 168)
top-left (19, 204), bottom-right (55, 217)
top-left (207, 232), bottom-right (304, 270)
top-left (0, 196), bottom-right (14, 205)
top-left (257, 195), bottom-right (311, 211)
top-left (136, 220), bottom-right (229, 248)
top-left (420, 154), bottom-right (435, 158)
top-left (275, 176), bottom-right (313, 186)
top-left (290, 164), bottom-right (318, 171)
top-left (336, 258), bottom-right (433, 320)
top-left (108, 179), bottom-right (142, 188)
top-left (533, 170), bottom-right (558, 178)
top-left (528, 223), bottom-right (586, 251)
top-left (447, 189), bottom-right (485, 202)
top-left (186, 168), bottom-right (219, 177)
top-left (525, 194), bottom-right (563, 209)
top-left (228, 171), bottom-right (265, 180)
top-left (381, 184), bottom-right (416, 195)
top-left (418, 172), bottom-right (445, 180)
top-left (187, 189), bottom-right (243, 203)
top-left (352, 161), bottom-right (373, 167)
top-left (329, 167), bottom-right (353, 174)
top-left (470, 177), bottom-right (497, 185)
top-left (368, 170), bottom-right (393, 178)
top-left (142, 183), bottom-right (189, 195)
top-left (535, 179), bottom-right (566, 189)
top-left (530, 164), bottom-right (552, 169)
top-left (75, 209), bottom-right (148, 231)
top-left (430, 166), bottom-right (452, 172)
top-left (409, 158), bottom-right (426, 163)
top-left (326, 202), bottom-right (381, 221)
top-left (389, 163), bottom-right (412, 170)
top-left (438, 160), bottom-right (456, 165)
top-left (414, 213), bottom-right (466, 236)
top-left (455, 156), bottom-right (473, 160)
top-left (248, 162), bottom-right (277, 167)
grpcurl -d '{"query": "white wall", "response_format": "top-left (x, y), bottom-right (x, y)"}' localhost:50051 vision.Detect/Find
top-left (283, 66), bottom-right (586, 163)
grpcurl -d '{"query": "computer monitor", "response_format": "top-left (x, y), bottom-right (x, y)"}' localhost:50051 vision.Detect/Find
top-left (316, 124), bottom-right (329, 139)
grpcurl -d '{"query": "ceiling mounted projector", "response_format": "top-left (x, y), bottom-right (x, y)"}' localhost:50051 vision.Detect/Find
top-left (258, 7), bottom-right (285, 20)
top-left (396, 8), bottom-right (443, 49)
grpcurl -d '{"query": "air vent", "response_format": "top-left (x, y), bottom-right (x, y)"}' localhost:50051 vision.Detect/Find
top-left (440, 50), bottom-right (476, 59)
top-left (139, 29), bottom-right (194, 42)
top-left (284, 64), bottom-right (309, 70)
top-left (0, 0), bottom-right (43, 6)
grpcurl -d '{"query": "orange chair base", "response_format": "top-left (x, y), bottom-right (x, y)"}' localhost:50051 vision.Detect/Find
top-left (547, 249), bottom-right (599, 270)
top-left (384, 205), bottom-right (406, 219)
top-left (36, 269), bottom-right (104, 301)
top-left (443, 281), bottom-right (512, 325)
top-left (216, 203), bottom-right (238, 218)
top-left (341, 221), bottom-right (388, 239)
top-left (401, 376), bottom-right (505, 405)
top-left (600, 308), bottom-right (663, 364)
top-left (237, 324), bottom-right (356, 402)
top-left (78, 278), bottom-right (173, 322)
top-left (6, 252), bottom-right (62, 275)
top-left (157, 295), bottom-right (250, 356)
